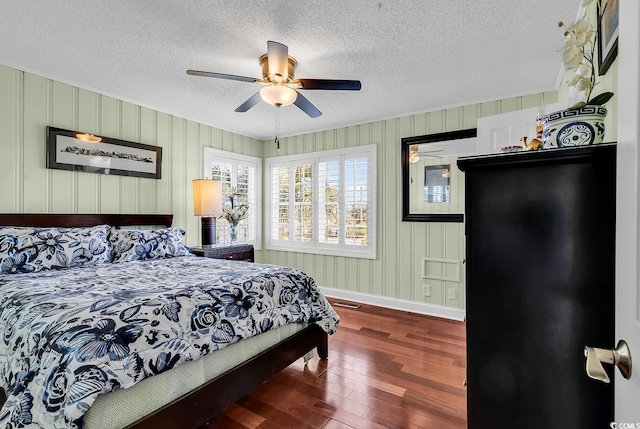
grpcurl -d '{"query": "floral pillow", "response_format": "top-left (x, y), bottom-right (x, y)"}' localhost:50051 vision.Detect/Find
top-left (109, 228), bottom-right (192, 263)
top-left (0, 225), bottom-right (111, 274)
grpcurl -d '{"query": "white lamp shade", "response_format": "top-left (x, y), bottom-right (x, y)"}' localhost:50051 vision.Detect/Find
top-left (260, 85), bottom-right (297, 107)
top-left (193, 179), bottom-right (222, 216)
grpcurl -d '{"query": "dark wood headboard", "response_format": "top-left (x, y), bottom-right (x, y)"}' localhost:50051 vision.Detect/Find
top-left (0, 214), bottom-right (173, 228)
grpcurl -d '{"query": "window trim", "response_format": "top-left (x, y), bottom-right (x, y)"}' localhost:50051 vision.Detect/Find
top-left (265, 145), bottom-right (377, 259)
top-left (203, 148), bottom-right (262, 250)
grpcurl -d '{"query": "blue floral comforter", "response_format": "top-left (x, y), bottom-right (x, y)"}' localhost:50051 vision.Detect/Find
top-left (0, 257), bottom-right (339, 428)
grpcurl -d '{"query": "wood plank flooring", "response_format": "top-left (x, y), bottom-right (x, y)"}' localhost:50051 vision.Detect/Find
top-left (205, 301), bottom-right (467, 429)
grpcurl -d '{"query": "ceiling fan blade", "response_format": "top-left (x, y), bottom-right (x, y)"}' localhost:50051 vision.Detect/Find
top-left (295, 79), bottom-right (361, 91)
top-left (267, 41), bottom-right (289, 80)
top-left (293, 91), bottom-right (322, 118)
top-left (186, 70), bottom-right (259, 83)
top-left (234, 92), bottom-right (262, 113)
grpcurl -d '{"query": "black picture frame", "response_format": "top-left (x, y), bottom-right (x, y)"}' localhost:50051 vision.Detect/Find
top-left (597, 0), bottom-right (619, 76)
top-left (46, 127), bottom-right (162, 179)
top-left (401, 128), bottom-right (476, 222)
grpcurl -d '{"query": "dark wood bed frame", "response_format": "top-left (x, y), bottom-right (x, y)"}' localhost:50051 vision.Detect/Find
top-left (0, 213), bottom-right (329, 429)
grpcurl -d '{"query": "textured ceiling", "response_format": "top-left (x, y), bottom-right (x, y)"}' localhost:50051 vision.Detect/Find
top-left (0, 0), bottom-right (581, 141)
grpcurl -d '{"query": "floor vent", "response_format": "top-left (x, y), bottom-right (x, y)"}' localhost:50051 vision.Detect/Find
top-left (333, 301), bottom-right (361, 309)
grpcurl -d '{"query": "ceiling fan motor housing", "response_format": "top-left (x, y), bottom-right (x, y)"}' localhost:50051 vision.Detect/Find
top-left (259, 53), bottom-right (298, 82)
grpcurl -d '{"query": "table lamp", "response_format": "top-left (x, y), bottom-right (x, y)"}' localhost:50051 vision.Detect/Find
top-left (193, 179), bottom-right (222, 245)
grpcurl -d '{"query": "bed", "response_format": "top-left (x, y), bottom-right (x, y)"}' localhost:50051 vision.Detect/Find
top-left (0, 213), bottom-right (338, 429)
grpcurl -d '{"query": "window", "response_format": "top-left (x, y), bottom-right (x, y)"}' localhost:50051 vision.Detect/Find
top-left (203, 148), bottom-right (262, 248)
top-left (266, 145), bottom-right (376, 259)
top-left (423, 164), bottom-right (451, 203)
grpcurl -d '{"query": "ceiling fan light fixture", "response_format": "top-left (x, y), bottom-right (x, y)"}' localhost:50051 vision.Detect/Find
top-left (260, 85), bottom-right (297, 107)
top-left (409, 145), bottom-right (420, 163)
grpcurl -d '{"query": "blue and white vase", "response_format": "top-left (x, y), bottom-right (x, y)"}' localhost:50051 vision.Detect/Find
top-left (541, 105), bottom-right (607, 149)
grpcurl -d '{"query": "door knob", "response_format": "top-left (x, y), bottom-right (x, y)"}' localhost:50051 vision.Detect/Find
top-left (584, 339), bottom-right (632, 383)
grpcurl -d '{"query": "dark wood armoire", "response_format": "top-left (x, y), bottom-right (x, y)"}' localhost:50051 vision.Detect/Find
top-left (457, 144), bottom-right (616, 428)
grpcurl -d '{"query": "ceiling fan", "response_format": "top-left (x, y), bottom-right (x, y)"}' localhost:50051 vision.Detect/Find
top-left (186, 41), bottom-right (361, 118)
top-left (409, 145), bottom-right (444, 163)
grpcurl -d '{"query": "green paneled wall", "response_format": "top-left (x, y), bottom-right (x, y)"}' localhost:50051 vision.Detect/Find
top-left (259, 8), bottom-right (618, 311)
top-left (0, 65), bottom-right (263, 248)
top-left (259, 92), bottom-right (566, 309)
top-left (1, 48), bottom-right (618, 312)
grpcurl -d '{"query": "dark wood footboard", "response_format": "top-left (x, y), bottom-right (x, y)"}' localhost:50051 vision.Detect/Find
top-left (126, 323), bottom-right (328, 429)
top-left (0, 323), bottom-right (328, 429)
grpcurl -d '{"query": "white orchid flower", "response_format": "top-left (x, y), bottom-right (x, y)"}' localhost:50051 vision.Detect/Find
top-left (562, 45), bottom-right (583, 69)
top-left (559, 0), bottom-right (612, 105)
top-left (575, 63), bottom-right (592, 78)
top-left (564, 19), bottom-right (593, 48)
top-left (568, 74), bottom-right (593, 91)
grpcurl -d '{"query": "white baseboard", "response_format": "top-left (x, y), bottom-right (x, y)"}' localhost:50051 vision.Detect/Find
top-left (319, 287), bottom-right (466, 322)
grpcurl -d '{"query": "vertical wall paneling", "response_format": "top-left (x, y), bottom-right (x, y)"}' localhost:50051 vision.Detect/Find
top-left (184, 121), bottom-right (200, 240)
top-left (414, 112), bottom-right (429, 136)
top-left (500, 97), bottom-right (521, 113)
top-left (601, 61), bottom-right (618, 142)
top-left (428, 109), bottom-right (445, 134)
top-left (3, 64), bottom-right (261, 249)
top-left (445, 107), bottom-right (462, 131)
top-left (480, 100), bottom-right (501, 118)
top-left (171, 117), bottom-right (187, 231)
top-left (50, 82), bottom-right (75, 212)
top-left (370, 121), bottom-right (384, 297)
top-left (3, 59), bottom-right (615, 313)
top-left (139, 107), bottom-right (157, 214)
top-left (222, 130), bottom-right (233, 152)
top-left (210, 127), bottom-right (223, 150)
top-left (0, 66), bottom-right (19, 212)
top-left (99, 95), bottom-right (120, 212)
top-left (198, 122), bottom-right (212, 173)
top-left (262, 88), bottom-right (606, 312)
top-left (22, 73), bottom-right (48, 212)
top-left (120, 101), bottom-right (140, 213)
top-left (356, 124), bottom-right (373, 295)
top-left (397, 116), bottom-right (413, 300)
top-left (384, 119), bottom-right (398, 298)
top-left (294, 134), bottom-right (304, 154)
top-left (324, 129), bottom-right (336, 151)
top-left (335, 128), bottom-right (346, 149)
top-left (155, 112), bottom-right (172, 215)
top-left (313, 255), bottom-right (326, 290)
top-left (462, 105), bottom-right (481, 129)
top-left (304, 133), bottom-right (315, 153)
top-left (76, 89), bottom-right (100, 213)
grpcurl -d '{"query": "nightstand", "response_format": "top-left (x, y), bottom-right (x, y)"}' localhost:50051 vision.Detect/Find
top-left (190, 243), bottom-right (254, 262)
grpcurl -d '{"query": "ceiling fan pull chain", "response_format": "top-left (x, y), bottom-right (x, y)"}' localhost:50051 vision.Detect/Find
top-left (275, 107), bottom-right (280, 152)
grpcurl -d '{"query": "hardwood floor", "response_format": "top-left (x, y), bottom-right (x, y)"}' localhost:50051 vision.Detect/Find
top-left (205, 301), bottom-right (467, 429)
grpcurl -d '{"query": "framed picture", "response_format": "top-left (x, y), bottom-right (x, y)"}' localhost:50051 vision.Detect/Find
top-left (598, 0), bottom-right (619, 76)
top-left (46, 127), bottom-right (162, 179)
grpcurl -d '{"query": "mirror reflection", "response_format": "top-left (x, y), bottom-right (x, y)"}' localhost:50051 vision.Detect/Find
top-left (402, 129), bottom-right (477, 222)
top-left (423, 164), bottom-right (451, 203)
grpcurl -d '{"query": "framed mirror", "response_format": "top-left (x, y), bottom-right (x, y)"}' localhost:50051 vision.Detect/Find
top-left (401, 128), bottom-right (477, 222)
